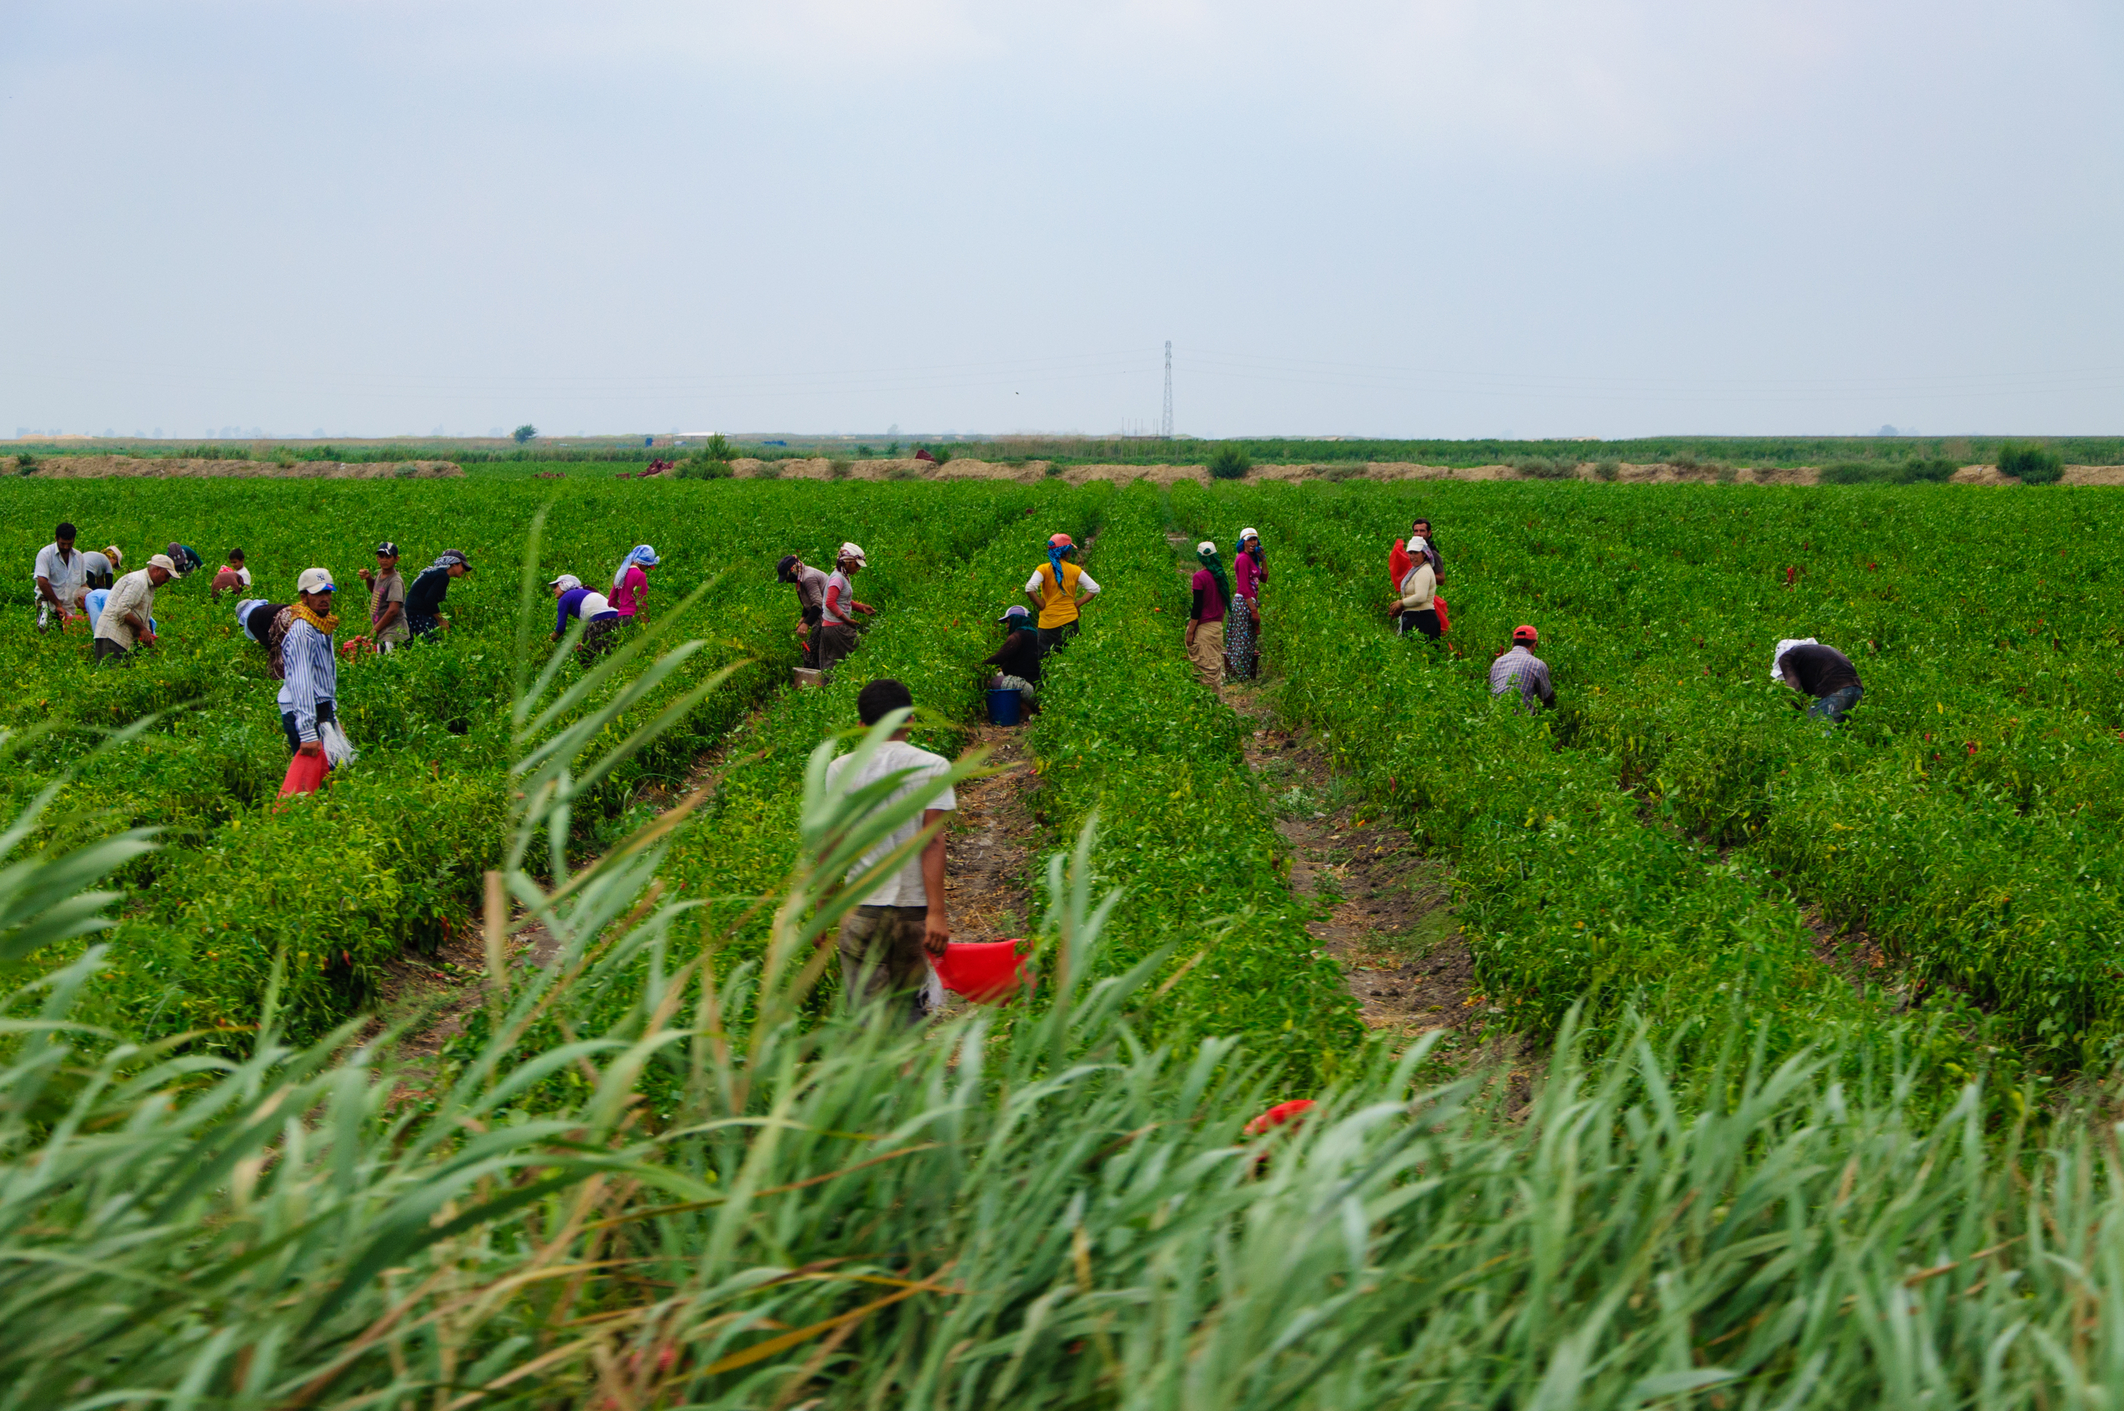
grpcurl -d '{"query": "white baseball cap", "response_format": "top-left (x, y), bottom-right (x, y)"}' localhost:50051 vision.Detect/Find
top-left (146, 553), bottom-right (177, 574)
top-left (548, 573), bottom-right (582, 592)
top-left (838, 541), bottom-right (867, 565)
top-left (1240, 527), bottom-right (1259, 541)
top-left (297, 567), bottom-right (336, 594)
top-left (1195, 540), bottom-right (1216, 555)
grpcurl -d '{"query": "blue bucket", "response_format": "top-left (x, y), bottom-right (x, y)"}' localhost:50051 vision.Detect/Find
top-left (986, 687), bottom-right (1023, 727)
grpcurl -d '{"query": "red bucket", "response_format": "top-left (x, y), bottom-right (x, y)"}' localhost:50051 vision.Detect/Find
top-left (932, 940), bottom-right (1035, 1004)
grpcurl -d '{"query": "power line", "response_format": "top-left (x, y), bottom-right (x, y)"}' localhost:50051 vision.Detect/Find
top-left (1162, 341), bottom-right (1173, 440)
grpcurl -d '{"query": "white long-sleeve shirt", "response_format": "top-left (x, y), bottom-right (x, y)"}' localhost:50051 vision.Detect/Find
top-left (276, 617), bottom-right (338, 742)
top-left (94, 569), bottom-right (157, 648)
top-left (1395, 562), bottom-right (1437, 613)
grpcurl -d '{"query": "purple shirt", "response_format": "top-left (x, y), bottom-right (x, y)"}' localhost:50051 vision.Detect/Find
top-left (555, 587), bottom-right (590, 635)
top-left (1234, 551), bottom-right (1263, 600)
top-left (1189, 567), bottom-right (1228, 624)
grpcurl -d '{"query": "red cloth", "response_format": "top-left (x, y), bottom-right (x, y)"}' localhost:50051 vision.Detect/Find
top-left (1389, 538), bottom-right (1413, 588)
top-left (278, 750), bottom-right (327, 801)
top-left (1244, 1099), bottom-right (1316, 1137)
top-left (1433, 594), bottom-right (1450, 634)
top-left (931, 940), bottom-right (1035, 1004)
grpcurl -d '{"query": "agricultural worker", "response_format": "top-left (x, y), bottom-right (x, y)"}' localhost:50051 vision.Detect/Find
top-left (405, 549), bottom-right (471, 639)
top-left (209, 549), bottom-right (251, 601)
top-left (549, 573), bottom-right (623, 655)
top-left (165, 544), bottom-right (204, 578)
top-left (92, 553), bottom-right (175, 663)
top-left (610, 545), bottom-right (659, 619)
top-left (1772, 638), bottom-right (1863, 728)
top-left (1489, 625), bottom-right (1555, 714)
top-left (1186, 541), bottom-right (1231, 689)
top-left (278, 568), bottom-right (340, 762)
top-left (820, 678), bottom-right (957, 1019)
top-left (817, 543), bottom-right (874, 673)
top-left (984, 604), bottom-right (1042, 710)
top-left (234, 598), bottom-right (286, 649)
top-left (1387, 518), bottom-right (1443, 592)
top-left (356, 542), bottom-right (409, 652)
top-left (1226, 527), bottom-right (1265, 682)
top-left (1024, 533), bottom-right (1098, 655)
top-left (33, 522), bottom-right (87, 631)
top-left (778, 553), bottom-right (831, 667)
top-left (1389, 536), bottom-right (1441, 640)
top-left (79, 544), bottom-right (121, 591)
top-left (81, 585), bottom-right (155, 639)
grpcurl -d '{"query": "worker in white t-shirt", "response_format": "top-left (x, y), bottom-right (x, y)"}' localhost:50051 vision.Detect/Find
top-left (33, 521), bottom-right (88, 631)
top-left (821, 678), bottom-right (957, 1020)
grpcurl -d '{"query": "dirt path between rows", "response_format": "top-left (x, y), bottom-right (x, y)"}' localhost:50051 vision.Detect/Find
top-left (1154, 528), bottom-right (1481, 1046)
top-left (1223, 685), bottom-right (1476, 1044)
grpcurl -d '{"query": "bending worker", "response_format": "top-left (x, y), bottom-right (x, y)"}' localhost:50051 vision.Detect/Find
top-left (279, 568), bottom-right (340, 762)
top-left (777, 553), bottom-right (831, 667)
top-left (1025, 532), bottom-right (1098, 654)
top-left (1489, 625), bottom-right (1555, 713)
top-left (985, 604), bottom-right (1042, 711)
top-left (1772, 637), bottom-right (1863, 727)
top-left (93, 553), bottom-right (176, 663)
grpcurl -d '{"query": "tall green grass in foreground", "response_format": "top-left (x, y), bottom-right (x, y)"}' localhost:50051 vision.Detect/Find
top-left (12, 558), bottom-right (2124, 1406)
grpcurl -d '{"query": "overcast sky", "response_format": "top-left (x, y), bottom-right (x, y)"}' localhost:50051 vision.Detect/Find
top-left (4, 1), bottom-right (2120, 441)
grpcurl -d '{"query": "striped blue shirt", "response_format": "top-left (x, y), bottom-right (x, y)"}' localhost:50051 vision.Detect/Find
top-left (276, 618), bottom-right (338, 742)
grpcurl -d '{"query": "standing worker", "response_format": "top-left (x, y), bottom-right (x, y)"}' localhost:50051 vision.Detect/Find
top-left (33, 522), bottom-right (87, 631)
top-left (1389, 536), bottom-right (1441, 639)
top-left (777, 553), bottom-right (831, 667)
top-left (357, 542), bottom-right (410, 652)
top-left (817, 542), bottom-right (874, 673)
top-left (1772, 638), bottom-right (1863, 728)
top-left (405, 549), bottom-right (471, 639)
top-left (1226, 527), bottom-right (1266, 681)
top-left (1024, 532), bottom-right (1098, 655)
top-left (820, 679), bottom-right (957, 1020)
top-left (279, 568), bottom-right (341, 765)
top-left (984, 604), bottom-right (1042, 711)
top-left (1186, 541), bottom-right (1231, 689)
top-left (1489, 625), bottom-right (1556, 713)
top-left (610, 545), bottom-right (659, 620)
top-left (92, 553), bottom-right (176, 663)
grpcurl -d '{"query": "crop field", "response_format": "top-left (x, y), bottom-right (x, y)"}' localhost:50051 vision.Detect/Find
top-left (10, 474), bottom-right (2124, 1406)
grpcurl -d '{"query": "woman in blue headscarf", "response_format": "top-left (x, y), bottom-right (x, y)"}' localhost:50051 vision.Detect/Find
top-left (611, 545), bottom-right (659, 619)
top-left (1023, 532), bottom-right (1099, 655)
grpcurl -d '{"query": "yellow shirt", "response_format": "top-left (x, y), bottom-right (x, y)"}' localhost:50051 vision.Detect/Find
top-left (1033, 561), bottom-right (1084, 628)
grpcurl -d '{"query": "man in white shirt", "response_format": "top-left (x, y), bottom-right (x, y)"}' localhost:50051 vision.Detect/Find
top-left (33, 522), bottom-right (87, 631)
top-left (822, 679), bottom-right (957, 1018)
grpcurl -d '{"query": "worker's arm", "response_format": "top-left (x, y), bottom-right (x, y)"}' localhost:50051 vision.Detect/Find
top-left (376, 599), bottom-right (402, 630)
top-left (122, 609), bottom-right (153, 642)
top-left (1074, 571), bottom-right (1101, 606)
top-left (35, 575), bottom-right (63, 611)
top-left (920, 807), bottom-right (950, 955)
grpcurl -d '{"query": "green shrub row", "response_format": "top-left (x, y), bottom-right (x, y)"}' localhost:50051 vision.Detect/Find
top-left (1179, 480), bottom-right (1999, 1094)
top-left (1024, 485), bottom-right (1364, 1086)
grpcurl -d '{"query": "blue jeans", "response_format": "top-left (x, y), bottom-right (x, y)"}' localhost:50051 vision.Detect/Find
top-left (1807, 685), bottom-right (1863, 728)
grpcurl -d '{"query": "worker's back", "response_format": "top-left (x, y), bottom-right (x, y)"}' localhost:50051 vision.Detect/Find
top-left (1034, 560), bottom-right (1083, 628)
